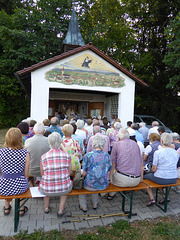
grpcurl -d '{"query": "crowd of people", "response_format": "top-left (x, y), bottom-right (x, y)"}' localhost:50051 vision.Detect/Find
top-left (0, 115), bottom-right (179, 217)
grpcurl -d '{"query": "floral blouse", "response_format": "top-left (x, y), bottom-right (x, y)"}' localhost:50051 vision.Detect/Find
top-left (61, 138), bottom-right (81, 171)
top-left (83, 150), bottom-right (112, 190)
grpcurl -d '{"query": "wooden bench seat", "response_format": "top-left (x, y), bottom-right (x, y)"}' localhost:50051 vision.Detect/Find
top-left (67, 182), bottom-right (148, 196)
top-left (0, 188), bottom-right (32, 201)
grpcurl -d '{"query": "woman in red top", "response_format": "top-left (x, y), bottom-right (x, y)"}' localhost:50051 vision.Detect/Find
top-left (39, 132), bottom-right (72, 217)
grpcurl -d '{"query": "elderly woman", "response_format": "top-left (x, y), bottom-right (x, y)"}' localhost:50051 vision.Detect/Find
top-left (75, 120), bottom-right (87, 147)
top-left (109, 121), bottom-right (121, 152)
top-left (61, 124), bottom-right (81, 172)
top-left (144, 132), bottom-right (179, 206)
top-left (143, 133), bottom-right (161, 167)
top-left (0, 128), bottom-right (30, 216)
top-left (39, 132), bottom-right (72, 217)
top-left (79, 135), bottom-right (112, 212)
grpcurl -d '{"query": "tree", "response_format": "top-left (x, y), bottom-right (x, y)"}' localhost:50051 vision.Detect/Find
top-left (0, 0), bottom-right (73, 127)
top-left (163, 12), bottom-right (180, 92)
top-left (0, 0), bottom-right (24, 14)
top-left (120, 0), bottom-right (180, 131)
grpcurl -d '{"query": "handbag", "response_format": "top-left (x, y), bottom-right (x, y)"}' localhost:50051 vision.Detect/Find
top-left (73, 170), bottom-right (84, 190)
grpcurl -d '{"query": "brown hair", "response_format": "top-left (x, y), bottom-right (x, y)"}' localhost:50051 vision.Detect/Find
top-left (62, 119), bottom-right (69, 126)
top-left (4, 128), bottom-right (23, 149)
top-left (87, 119), bottom-right (92, 125)
top-left (30, 120), bottom-right (37, 127)
top-left (43, 119), bottom-right (50, 126)
top-left (149, 133), bottom-right (160, 142)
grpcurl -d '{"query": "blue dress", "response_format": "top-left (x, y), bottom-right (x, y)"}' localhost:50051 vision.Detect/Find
top-left (83, 150), bottom-right (112, 190)
top-left (0, 148), bottom-right (29, 196)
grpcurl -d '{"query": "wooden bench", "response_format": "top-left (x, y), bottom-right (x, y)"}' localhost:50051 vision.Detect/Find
top-left (143, 179), bottom-right (180, 212)
top-left (0, 188), bottom-right (32, 232)
top-left (1, 179), bottom-right (179, 232)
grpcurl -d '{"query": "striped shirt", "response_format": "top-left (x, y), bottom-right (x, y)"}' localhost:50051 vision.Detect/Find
top-left (111, 138), bottom-right (142, 176)
top-left (40, 148), bottom-right (71, 193)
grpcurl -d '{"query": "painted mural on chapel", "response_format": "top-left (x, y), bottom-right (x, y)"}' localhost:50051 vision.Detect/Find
top-left (45, 53), bottom-right (125, 88)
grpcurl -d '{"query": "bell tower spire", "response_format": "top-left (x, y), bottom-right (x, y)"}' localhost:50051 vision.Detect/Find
top-left (63, 9), bottom-right (85, 53)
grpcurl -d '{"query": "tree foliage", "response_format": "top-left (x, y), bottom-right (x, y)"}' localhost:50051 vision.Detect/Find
top-left (163, 12), bottom-right (180, 91)
top-left (0, 0), bottom-right (73, 128)
top-left (0, 0), bottom-right (179, 131)
top-left (119, 0), bottom-right (180, 131)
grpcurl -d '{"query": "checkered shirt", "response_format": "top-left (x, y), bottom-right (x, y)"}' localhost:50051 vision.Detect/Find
top-left (111, 138), bottom-right (142, 176)
top-left (40, 148), bottom-right (71, 193)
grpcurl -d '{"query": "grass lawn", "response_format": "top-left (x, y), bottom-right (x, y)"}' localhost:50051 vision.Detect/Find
top-left (0, 216), bottom-right (179, 240)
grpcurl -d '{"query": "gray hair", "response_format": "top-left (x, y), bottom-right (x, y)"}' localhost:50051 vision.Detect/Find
top-left (161, 132), bottom-right (172, 146)
top-left (139, 122), bottom-right (146, 127)
top-left (93, 126), bottom-right (101, 134)
top-left (93, 119), bottom-right (100, 126)
top-left (92, 135), bottom-right (106, 150)
top-left (111, 121), bottom-right (116, 127)
top-left (152, 121), bottom-right (159, 127)
top-left (114, 122), bottom-right (121, 130)
top-left (117, 128), bottom-right (129, 140)
top-left (50, 117), bottom-right (58, 126)
top-left (34, 122), bottom-right (45, 134)
top-left (22, 117), bottom-right (32, 126)
top-left (131, 123), bottom-right (139, 130)
top-left (170, 132), bottom-right (179, 140)
top-left (48, 132), bottom-right (62, 148)
top-left (76, 119), bottom-right (84, 129)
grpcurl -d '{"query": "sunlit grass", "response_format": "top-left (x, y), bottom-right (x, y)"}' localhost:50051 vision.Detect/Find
top-left (5, 217), bottom-right (178, 240)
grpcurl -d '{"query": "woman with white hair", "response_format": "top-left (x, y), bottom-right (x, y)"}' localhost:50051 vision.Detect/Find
top-left (108, 121), bottom-right (121, 153)
top-left (39, 132), bottom-right (72, 217)
top-left (79, 135), bottom-right (112, 212)
top-left (75, 120), bottom-right (87, 147)
top-left (143, 132), bottom-right (179, 206)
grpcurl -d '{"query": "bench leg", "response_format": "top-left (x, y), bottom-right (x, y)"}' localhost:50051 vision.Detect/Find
top-left (156, 187), bottom-right (171, 213)
top-left (128, 191), bottom-right (133, 219)
top-left (14, 198), bottom-right (30, 232)
top-left (121, 191), bottom-right (134, 219)
top-left (122, 193), bottom-right (125, 212)
top-left (14, 199), bottom-right (20, 232)
top-left (163, 187), bottom-right (170, 213)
